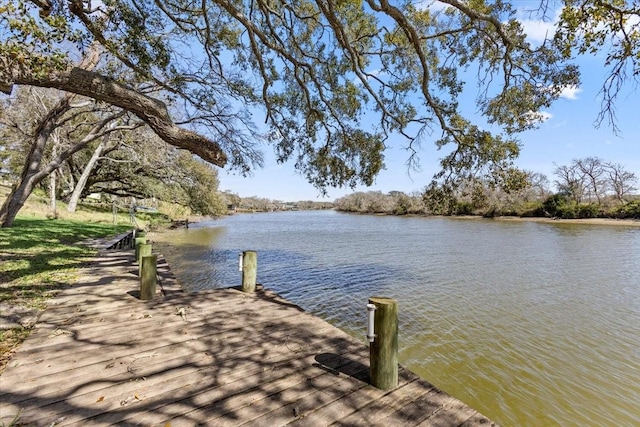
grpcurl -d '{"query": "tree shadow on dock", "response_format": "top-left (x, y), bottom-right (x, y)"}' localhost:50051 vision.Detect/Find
top-left (0, 248), bottom-right (496, 427)
top-left (314, 352), bottom-right (370, 382)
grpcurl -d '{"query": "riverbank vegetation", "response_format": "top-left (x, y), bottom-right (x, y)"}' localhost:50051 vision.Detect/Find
top-left (3, 1), bottom-right (637, 231)
top-left (0, 86), bottom-right (236, 227)
top-left (231, 195), bottom-right (334, 213)
top-left (336, 157), bottom-right (639, 220)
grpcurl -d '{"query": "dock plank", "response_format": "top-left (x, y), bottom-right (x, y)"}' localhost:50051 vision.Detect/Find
top-left (0, 249), bottom-right (498, 427)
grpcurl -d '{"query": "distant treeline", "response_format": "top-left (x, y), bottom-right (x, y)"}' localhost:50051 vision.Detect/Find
top-left (224, 193), bottom-right (334, 213)
top-left (335, 158), bottom-right (640, 220)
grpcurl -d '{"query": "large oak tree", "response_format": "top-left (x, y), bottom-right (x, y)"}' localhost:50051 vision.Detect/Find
top-left (1, 0), bottom-right (635, 226)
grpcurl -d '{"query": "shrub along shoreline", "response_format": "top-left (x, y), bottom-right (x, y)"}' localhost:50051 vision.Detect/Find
top-left (440, 214), bottom-right (640, 227)
top-left (334, 190), bottom-right (640, 221)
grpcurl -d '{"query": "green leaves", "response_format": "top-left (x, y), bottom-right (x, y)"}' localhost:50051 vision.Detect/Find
top-left (2, 0), bottom-right (609, 194)
top-left (555, 0), bottom-right (639, 129)
top-left (301, 128), bottom-right (385, 190)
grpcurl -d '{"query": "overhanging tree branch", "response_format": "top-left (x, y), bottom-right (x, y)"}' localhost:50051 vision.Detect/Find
top-left (0, 57), bottom-right (227, 167)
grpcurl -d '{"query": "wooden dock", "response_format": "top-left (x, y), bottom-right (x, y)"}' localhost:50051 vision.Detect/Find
top-left (0, 248), bottom-right (497, 426)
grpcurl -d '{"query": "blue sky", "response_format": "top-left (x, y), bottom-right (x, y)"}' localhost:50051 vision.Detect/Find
top-left (219, 2), bottom-right (640, 202)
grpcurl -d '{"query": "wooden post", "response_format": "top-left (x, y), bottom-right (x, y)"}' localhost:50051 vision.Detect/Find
top-left (140, 254), bottom-right (157, 300)
top-left (138, 243), bottom-right (152, 274)
top-left (369, 296), bottom-right (398, 390)
top-left (241, 250), bottom-right (257, 293)
top-left (134, 237), bottom-right (147, 262)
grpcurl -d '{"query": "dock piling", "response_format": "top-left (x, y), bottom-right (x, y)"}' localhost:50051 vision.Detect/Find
top-left (134, 237), bottom-right (147, 263)
top-left (138, 243), bottom-right (152, 274)
top-left (140, 254), bottom-right (157, 300)
top-left (369, 296), bottom-right (398, 390)
top-left (241, 250), bottom-right (258, 293)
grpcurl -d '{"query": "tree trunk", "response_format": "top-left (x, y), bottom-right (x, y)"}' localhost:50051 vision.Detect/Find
top-left (0, 103), bottom-right (121, 227)
top-left (49, 131), bottom-right (60, 218)
top-left (67, 135), bottom-right (108, 212)
top-left (0, 96), bottom-right (71, 227)
top-left (49, 171), bottom-right (57, 218)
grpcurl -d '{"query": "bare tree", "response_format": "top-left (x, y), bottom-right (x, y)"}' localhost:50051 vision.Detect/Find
top-left (66, 131), bottom-right (113, 213)
top-left (575, 157), bottom-right (606, 204)
top-left (604, 162), bottom-right (638, 202)
top-left (528, 172), bottom-right (551, 200)
top-left (554, 163), bottom-right (586, 204)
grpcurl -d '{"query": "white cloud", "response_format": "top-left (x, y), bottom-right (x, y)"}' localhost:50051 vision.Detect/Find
top-left (524, 110), bottom-right (553, 125)
top-left (558, 85), bottom-right (583, 100)
top-left (514, 6), bottom-right (563, 45)
top-left (413, 0), bottom-right (450, 13)
top-left (625, 14), bottom-right (640, 32)
top-left (537, 111), bottom-right (553, 122)
top-left (518, 5), bottom-right (638, 46)
top-left (416, 2), bottom-right (561, 45)
top-left (519, 18), bottom-right (556, 43)
top-left (353, 68), bottom-right (385, 85)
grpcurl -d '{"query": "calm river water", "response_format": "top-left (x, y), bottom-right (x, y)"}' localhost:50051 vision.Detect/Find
top-left (153, 210), bottom-right (640, 426)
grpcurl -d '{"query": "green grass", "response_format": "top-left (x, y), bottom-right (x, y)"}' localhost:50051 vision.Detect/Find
top-left (0, 215), bottom-right (130, 373)
top-left (0, 185), bottom-right (185, 373)
top-left (0, 217), bottom-right (130, 309)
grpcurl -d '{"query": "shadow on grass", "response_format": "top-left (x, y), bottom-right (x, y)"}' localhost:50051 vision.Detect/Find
top-left (0, 218), bottom-right (130, 308)
top-left (2, 218), bottom-right (131, 247)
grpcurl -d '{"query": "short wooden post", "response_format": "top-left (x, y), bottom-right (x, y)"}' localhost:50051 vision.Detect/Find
top-left (138, 243), bottom-right (152, 274)
top-left (369, 296), bottom-right (398, 390)
top-left (241, 250), bottom-right (257, 293)
top-left (140, 254), bottom-right (157, 300)
top-left (134, 237), bottom-right (147, 262)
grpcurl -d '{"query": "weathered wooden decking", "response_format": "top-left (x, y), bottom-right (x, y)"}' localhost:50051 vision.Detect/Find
top-left (0, 248), bottom-right (497, 426)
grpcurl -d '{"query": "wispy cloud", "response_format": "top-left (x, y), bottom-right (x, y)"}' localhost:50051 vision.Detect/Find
top-left (518, 9), bottom-right (560, 44)
top-left (558, 85), bottom-right (583, 100)
top-left (524, 110), bottom-right (553, 125)
top-left (537, 111), bottom-right (553, 122)
top-left (543, 84), bottom-right (583, 100)
top-left (552, 119), bottom-right (568, 129)
top-left (353, 68), bottom-right (386, 85)
top-left (413, 0), bottom-right (450, 13)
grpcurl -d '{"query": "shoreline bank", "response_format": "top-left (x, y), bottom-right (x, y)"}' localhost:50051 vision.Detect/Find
top-left (449, 214), bottom-right (640, 227)
top-left (235, 209), bottom-right (640, 227)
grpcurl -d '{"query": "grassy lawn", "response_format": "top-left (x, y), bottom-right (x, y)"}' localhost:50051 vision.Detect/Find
top-left (0, 217), bottom-right (130, 306)
top-left (0, 216), bottom-right (131, 372)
